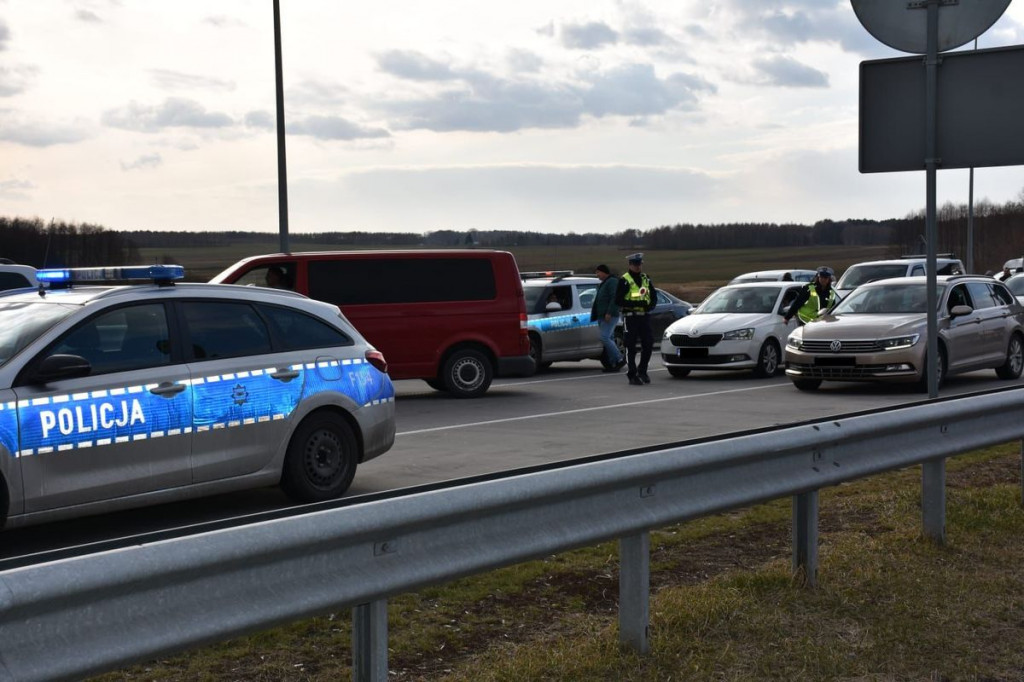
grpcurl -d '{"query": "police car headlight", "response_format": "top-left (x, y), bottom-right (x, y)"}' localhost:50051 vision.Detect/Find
top-left (878, 334), bottom-right (919, 351)
top-left (722, 327), bottom-right (754, 341)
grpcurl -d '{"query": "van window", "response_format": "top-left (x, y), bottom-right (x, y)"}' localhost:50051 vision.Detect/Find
top-left (308, 258), bottom-right (496, 305)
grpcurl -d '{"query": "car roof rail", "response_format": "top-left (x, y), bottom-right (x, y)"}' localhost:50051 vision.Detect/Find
top-left (899, 253), bottom-right (956, 259)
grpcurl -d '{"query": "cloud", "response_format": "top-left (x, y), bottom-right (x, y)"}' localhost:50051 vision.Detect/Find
top-left (377, 50), bottom-right (459, 81)
top-left (507, 49), bottom-right (543, 73)
top-left (75, 9), bottom-right (102, 23)
top-left (102, 97), bottom-right (234, 132)
top-left (0, 178), bottom-right (35, 200)
top-left (149, 69), bottom-right (236, 92)
top-left (288, 115), bottom-right (390, 141)
top-left (751, 55), bottom-right (828, 87)
top-left (0, 64), bottom-right (38, 97)
top-left (120, 153), bottom-right (162, 171)
top-left (204, 15), bottom-right (246, 29)
top-left (0, 20), bottom-right (9, 51)
top-left (287, 79), bottom-right (353, 107)
top-left (374, 50), bottom-right (714, 133)
top-left (244, 110), bottom-right (274, 130)
top-left (0, 113), bottom-right (91, 146)
top-left (561, 21), bottom-right (619, 49)
top-left (622, 26), bottom-right (673, 47)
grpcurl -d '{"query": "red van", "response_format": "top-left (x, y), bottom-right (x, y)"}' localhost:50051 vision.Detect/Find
top-left (211, 250), bottom-right (534, 397)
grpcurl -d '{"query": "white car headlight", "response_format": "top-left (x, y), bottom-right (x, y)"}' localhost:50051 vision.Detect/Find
top-left (878, 334), bottom-right (920, 351)
top-left (722, 327), bottom-right (754, 341)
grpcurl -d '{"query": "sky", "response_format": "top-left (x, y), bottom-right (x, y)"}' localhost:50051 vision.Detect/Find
top-left (2, 1), bottom-right (1024, 236)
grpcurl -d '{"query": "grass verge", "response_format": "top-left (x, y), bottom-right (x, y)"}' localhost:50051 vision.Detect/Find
top-left (97, 445), bottom-right (1024, 681)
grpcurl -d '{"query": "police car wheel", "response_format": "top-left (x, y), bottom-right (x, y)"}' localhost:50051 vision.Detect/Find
top-left (280, 413), bottom-right (358, 502)
top-left (442, 348), bottom-right (493, 398)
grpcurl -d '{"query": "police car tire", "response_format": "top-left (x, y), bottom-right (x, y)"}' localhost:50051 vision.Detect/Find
top-left (442, 348), bottom-right (493, 398)
top-left (280, 412), bottom-right (358, 502)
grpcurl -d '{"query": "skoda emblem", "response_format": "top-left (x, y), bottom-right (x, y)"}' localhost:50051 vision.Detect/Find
top-left (830, 339), bottom-right (842, 353)
top-left (689, 327), bottom-right (700, 336)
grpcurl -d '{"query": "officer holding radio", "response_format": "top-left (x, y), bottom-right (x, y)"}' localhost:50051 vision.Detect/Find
top-left (615, 253), bottom-right (657, 385)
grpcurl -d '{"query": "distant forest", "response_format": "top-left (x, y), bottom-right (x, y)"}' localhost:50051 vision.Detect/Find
top-left (2, 196), bottom-right (1022, 272)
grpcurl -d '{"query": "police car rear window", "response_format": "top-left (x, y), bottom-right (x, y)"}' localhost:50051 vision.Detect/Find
top-left (308, 258), bottom-right (497, 305)
top-left (182, 302), bottom-right (272, 360)
top-left (257, 303), bottom-right (353, 350)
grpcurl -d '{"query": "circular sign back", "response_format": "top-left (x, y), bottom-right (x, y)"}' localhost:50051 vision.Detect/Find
top-left (851, 0), bottom-right (1011, 54)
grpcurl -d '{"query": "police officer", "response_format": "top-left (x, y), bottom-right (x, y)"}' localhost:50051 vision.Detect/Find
top-left (615, 253), bottom-right (657, 385)
top-left (784, 266), bottom-right (838, 325)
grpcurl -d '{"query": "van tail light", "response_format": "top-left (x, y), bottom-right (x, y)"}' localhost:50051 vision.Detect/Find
top-left (365, 349), bottom-right (388, 374)
top-left (519, 312), bottom-right (528, 331)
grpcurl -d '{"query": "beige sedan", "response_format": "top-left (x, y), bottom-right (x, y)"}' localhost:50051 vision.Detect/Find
top-left (784, 275), bottom-right (1024, 391)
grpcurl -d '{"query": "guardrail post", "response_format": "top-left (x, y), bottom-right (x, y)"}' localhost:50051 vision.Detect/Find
top-left (922, 458), bottom-right (946, 544)
top-left (352, 600), bottom-right (388, 682)
top-left (618, 532), bottom-right (650, 654)
top-left (792, 490), bottom-right (819, 587)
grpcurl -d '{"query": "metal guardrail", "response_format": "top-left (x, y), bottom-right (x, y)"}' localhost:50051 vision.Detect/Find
top-left (1, 390), bottom-right (1023, 681)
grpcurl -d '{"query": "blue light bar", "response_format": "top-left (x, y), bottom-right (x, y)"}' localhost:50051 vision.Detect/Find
top-left (35, 265), bottom-right (185, 284)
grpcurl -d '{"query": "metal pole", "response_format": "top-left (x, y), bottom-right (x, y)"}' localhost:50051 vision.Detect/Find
top-left (922, 0), bottom-right (946, 544)
top-left (967, 38), bottom-right (977, 274)
top-left (273, 0), bottom-right (290, 254)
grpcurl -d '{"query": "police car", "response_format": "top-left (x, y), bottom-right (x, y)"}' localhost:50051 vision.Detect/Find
top-left (0, 265), bottom-right (396, 529)
top-left (522, 272), bottom-right (605, 369)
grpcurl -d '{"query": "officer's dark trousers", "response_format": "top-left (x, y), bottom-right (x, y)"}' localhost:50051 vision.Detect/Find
top-left (623, 314), bottom-right (653, 377)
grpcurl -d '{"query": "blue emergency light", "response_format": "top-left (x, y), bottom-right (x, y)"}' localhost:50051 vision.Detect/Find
top-left (36, 265), bottom-right (185, 285)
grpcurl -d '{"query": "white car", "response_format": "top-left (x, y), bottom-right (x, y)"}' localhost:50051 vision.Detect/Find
top-left (660, 282), bottom-right (804, 378)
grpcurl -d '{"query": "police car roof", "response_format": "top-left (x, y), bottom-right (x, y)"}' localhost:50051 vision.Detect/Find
top-left (522, 275), bottom-right (600, 286)
top-left (0, 281), bottom-right (311, 306)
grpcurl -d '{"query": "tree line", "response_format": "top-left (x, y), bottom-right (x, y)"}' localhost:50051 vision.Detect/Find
top-left (3, 197), bottom-right (1023, 273)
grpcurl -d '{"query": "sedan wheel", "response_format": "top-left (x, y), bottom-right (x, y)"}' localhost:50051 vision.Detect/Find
top-left (753, 339), bottom-right (780, 378)
top-left (996, 333), bottom-right (1024, 379)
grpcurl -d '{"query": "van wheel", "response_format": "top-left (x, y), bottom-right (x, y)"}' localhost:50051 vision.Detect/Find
top-left (442, 348), bottom-right (493, 398)
top-left (996, 333), bottom-right (1024, 379)
top-left (280, 412), bottom-right (358, 502)
top-left (425, 379), bottom-right (447, 391)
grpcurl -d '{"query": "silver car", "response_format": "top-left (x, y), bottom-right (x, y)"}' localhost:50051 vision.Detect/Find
top-left (661, 282), bottom-right (803, 378)
top-left (785, 275), bottom-right (1024, 391)
top-left (0, 265), bottom-right (396, 529)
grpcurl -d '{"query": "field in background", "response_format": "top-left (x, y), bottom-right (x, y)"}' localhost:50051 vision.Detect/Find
top-left (140, 242), bottom-right (894, 303)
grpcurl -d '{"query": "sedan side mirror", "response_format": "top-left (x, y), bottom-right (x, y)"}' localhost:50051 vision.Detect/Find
top-left (949, 304), bottom-right (973, 318)
top-left (29, 353), bottom-right (92, 384)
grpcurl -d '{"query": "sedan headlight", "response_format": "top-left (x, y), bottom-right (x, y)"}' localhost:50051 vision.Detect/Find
top-left (786, 333), bottom-right (803, 351)
top-left (722, 327), bottom-right (754, 341)
top-left (878, 334), bottom-right (920, 351)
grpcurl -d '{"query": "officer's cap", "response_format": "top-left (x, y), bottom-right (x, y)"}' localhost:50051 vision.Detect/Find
top-left (816, 266), bottom-right (835, 278)
top-left (626, 253), bottom-right (644, 264)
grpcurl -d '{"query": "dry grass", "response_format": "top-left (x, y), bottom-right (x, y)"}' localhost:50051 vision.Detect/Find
top-left (96, 446), bottom-right (1024, 681)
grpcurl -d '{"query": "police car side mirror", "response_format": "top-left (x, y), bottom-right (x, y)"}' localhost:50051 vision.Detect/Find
top-left (31, 354), bottom-right (92, 383)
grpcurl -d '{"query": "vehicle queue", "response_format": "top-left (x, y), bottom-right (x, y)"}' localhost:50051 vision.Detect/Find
top-left (1, 253), bottom-right (1022, 531)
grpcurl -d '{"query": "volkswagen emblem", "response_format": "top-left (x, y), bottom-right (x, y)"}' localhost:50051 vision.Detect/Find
top-left (830, 339), bottom-right (842, 353)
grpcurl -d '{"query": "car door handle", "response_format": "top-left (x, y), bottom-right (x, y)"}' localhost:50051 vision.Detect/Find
top-left (271, 369), bottom-right (301, 382)
top-left (150, 382), bottom-right (186, 397)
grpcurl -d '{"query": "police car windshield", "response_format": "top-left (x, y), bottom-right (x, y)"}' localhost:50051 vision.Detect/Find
top-left (0, 301), bottom-right (77, 366)
top-left (832, 283), bottom-right (943, 315)
top-left (696, 286), bottom-right (781, 315)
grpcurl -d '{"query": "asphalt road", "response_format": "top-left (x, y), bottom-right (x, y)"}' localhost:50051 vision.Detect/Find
top-left (3, 357), bottom-right (1020, 562)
